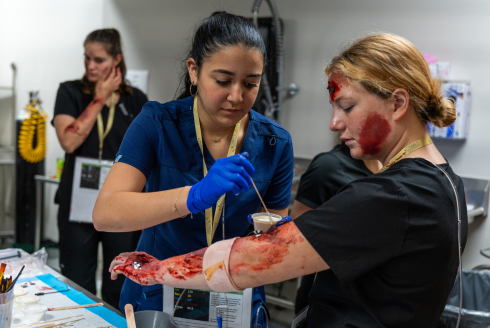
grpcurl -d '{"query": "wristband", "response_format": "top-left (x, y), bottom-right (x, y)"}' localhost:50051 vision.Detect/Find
top-left (202, 238), bottom-right (243, 292)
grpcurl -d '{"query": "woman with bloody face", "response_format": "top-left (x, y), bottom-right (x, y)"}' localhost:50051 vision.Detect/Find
top-left (52, 29), bottom-right (148, 308)
top-left (93, 12), bottom-right (294, 325)
top-left (110, 33), bottom-right (468, 327)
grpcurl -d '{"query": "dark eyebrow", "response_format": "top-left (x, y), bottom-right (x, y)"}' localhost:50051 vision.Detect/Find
top-left (212, 69), bottom-right (262, 78)
top-left (84, 53), bottom-right (105, 60)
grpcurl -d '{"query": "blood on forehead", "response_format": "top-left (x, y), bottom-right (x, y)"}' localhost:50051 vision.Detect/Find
top-left (327, 72), bottom-right (349, 102)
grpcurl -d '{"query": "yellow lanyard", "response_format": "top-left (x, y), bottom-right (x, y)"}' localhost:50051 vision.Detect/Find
top-left (97, 92), bottom-right (116, 160)
top-left (379, 136), bottom-right (433, 173)
top-left (192, 96), bottom-right (241, 246)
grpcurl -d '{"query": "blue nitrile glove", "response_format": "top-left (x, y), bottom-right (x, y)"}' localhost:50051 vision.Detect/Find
top-left (187, 153), bottom-right (255, 214)
top-left (247, 214), bottom-right (254, 225)
top-left (247, 214), bottom-right (292, 227)
top-left (275, 216), bottom-right (292, 227)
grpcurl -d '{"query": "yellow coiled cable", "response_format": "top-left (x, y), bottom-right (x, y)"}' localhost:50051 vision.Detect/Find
top-left (18, 100), bottom-right (48, 163)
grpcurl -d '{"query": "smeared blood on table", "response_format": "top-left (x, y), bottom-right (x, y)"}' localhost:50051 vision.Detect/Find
top-left (358, 113), bottom-right (391, 155)
top-left (230, 222), bottom-right (305, 273)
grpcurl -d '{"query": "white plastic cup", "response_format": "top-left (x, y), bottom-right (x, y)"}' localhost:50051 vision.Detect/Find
top-left (252, 213), bottom-right (282, 233)
top-left (13, 288), bottom-right (27, 299)
top-left (15, 295), bottom-right (39, 313)
top-left (0, 288), bottom-right (15, 328)
top-left (22, 304), bottom-right (47, 323)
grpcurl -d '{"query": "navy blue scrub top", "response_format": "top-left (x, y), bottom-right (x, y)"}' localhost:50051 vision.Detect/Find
top-left (115, 96), bottom-right (294, 313)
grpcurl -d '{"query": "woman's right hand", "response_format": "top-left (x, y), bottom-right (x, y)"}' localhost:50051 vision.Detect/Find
top-left (187, 153), bottom-right (255, 214)
top-left (95, 66), bottom-right (121, 101)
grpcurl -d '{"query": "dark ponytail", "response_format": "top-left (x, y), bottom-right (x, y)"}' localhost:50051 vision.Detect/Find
top-left (175, 11), bottom-right (267, 100)
top-left (81, 28), bottom-right (132, 95)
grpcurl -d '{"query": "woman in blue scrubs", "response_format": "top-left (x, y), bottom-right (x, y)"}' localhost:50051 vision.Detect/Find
top-left (93, 11), bottom-right (294, 326)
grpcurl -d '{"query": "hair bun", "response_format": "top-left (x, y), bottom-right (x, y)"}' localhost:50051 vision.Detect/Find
top-left (425, 79), bottom-right (457, 128)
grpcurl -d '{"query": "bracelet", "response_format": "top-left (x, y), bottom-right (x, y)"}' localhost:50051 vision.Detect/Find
top-left (173, 186), bottom-right (192, 218)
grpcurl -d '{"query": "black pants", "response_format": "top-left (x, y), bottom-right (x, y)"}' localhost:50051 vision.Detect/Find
top-left (58, 219), bottom-right (140, 309)
top-left (295, 273), bottom-right (316, 314)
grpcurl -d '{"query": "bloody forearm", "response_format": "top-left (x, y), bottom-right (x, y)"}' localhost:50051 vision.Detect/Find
top-left (114, 224), bottom-right (327, 291)
top-left (229, 222), bottom-right (328, 288)
top-left (64, 96), bottom-right (104, 139)
top-left (58, 96), bottom-right (105, 153)
top-left (114, 249), bottom-right (209, 289)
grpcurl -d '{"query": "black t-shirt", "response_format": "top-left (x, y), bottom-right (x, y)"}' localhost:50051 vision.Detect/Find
top-left (296, 143), bottom-right (373, 209)
top-left (295, 158), bottom-right (468, 328)
top-left (52, 80), bottom-right (148, 219)
top-left (294, 143), bottom-right (373, 314)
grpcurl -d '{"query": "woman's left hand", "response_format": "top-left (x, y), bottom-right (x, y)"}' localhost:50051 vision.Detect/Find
top-left (110, 252), bottom-right (163, 285)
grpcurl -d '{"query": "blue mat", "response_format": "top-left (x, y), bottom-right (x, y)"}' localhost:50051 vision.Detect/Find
top-left (18, 273), bottom-right (127, 328)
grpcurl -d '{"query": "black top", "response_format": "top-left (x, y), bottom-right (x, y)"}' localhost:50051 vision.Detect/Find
top-left (52, 80), bottom-right (148, 219)
top-left (294, 143), bottom-right (373, 314)
top-left (295, 158), bottom-right (468, 328)
top-left (295, 143), bottom-right (373, 209)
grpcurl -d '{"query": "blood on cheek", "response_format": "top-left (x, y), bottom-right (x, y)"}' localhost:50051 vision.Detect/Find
top-left (358, 113), bottom-right (392, 155)
top-left (230, 223), bottom-right (305, 274)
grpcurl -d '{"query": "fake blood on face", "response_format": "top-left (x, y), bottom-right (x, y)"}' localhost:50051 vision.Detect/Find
top-left (327, 80), bottom-right (341, 102)
top-left (230, 223), bottom-right (305, 274)
top-left (358, 113), bottom-right (391, 155)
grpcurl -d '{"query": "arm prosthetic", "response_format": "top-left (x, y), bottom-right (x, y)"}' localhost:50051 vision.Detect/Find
top-left (111, 222), bottom-right (328, 291)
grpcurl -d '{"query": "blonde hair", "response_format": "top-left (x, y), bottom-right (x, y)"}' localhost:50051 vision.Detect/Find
top-left (325, 33), bottom-right (456, 128)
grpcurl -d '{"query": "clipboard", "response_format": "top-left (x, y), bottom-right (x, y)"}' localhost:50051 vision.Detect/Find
top-left (69, 156), bottom-right (113, 223)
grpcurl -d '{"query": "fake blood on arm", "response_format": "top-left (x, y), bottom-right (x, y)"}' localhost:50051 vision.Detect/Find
top-left (230, 223), bottom-right (305, 274)
top-left (64, 96), bottom-right (104, 137)
top-left (115, 248), bottom-right (206, 285)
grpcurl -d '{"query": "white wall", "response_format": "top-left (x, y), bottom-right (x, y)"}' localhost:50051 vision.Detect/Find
top-left (0, 0), bottom-right (104, 242)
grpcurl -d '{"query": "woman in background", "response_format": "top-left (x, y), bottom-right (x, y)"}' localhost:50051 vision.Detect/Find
top-left (52, 28), bottom-right (148, 307)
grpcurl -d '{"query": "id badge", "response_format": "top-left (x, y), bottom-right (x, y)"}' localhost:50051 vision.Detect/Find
top-left (69, 156), bottom-right (113, 223)
top-left (163, 286), bottom-right (253, 327)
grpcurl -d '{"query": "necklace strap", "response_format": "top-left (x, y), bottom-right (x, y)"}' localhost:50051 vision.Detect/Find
top-left (97, 92), bottom-right (116, 160)
top-left (192, 96), bottom-right (241, 246)
top-left (379, 136), bottom-right (433, 173)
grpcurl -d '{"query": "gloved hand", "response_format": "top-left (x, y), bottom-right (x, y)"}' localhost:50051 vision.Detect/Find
top-left (247, 214), bottom-right (292, 227)
top-left (275, 215), bottom-right (292, 227)
top-left (187, 153), bottom-right (255, 214)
